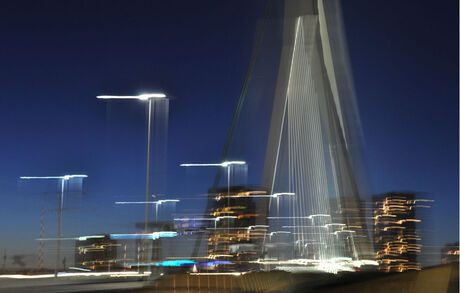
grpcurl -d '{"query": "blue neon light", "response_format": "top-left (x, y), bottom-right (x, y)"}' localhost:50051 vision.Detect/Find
top-left (110, 232), bottom-right (177, 240)
top-left (200, 261), bottom-right (232, 266)
top-left (125, 260), bottom-right (195, 267)
top-left (155, 260), bottom-right (196, 267)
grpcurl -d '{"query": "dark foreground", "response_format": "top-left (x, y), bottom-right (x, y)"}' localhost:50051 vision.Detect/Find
top-left (0, 263), bottom-right (457, 293)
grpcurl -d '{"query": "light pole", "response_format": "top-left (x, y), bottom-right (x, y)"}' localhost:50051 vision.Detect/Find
top-left (20, 174), bottom-right (88, 276)
top-left (97, 93), bottom-right (168, 233)
top-left (180, 161), bottom-right (246, 194)
top-left (180, 161), bottom-right (246, 245)
top-left (115, 199), bottom-right (180, 222)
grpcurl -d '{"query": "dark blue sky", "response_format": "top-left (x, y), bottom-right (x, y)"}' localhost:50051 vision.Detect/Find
top-left (342, 0), bottom-right (458, 246)
top-left (0, 0), bottom-right (457, 258)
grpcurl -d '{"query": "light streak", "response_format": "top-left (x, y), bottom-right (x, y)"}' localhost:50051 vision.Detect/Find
top-left (180, 161), bottom-right (246, 167)
top-left (208, 254), bottom-right (234, 259)
top-left (215, 216), bottom-right (237, 221)
top-left (37, 235), bottom-right (105, 241)
top-left (217, 192), bottom-right (294, 199)
top-left (0, 271), bottom-right (151, 279)
top-left (97, 93), bottom-right (166, 100)
top-left (251, 258), bottom-right (378, 274)
top-left (155, 260), bottom-right (195, 266)
top-left (199, 260), bottom-right (232, 266)
top-left (332, 230), bottom-right (356, 236)
top-left (116, 201), bottom-right (157, 204)
top-left (247, 225), bottom-right (269, 230)
top-left (207, 227), bottom-right (248, 230)
top-left (174, 217), bottom-right (217, 221)
top-left (189, 272), bottom-right (247, 276)
top-left (272, 192), bottom-right (295, 197)
top-left (77, 235), bottom-right (105, 241)
top-left (20, 175), bottom-right (88, 180)
top-left (115, 199), bottom-right (180, 205)
top-left (109, 231), bottom-right (177, 240)
top-left (268, 214), bottom-right (331, 219)
top-left (175, 216), bottom-right (236, 223)
top-left (167, 257), bottom-right (209, 259)
top-left (0, 274), bottom-right (55, 279)
top-left (269, 231), bottom-right (292, 237)
top-left (126, 260), bottom-right (195, 267)
top-left (282, 224), bottom-right (349, 229)
top-left (68, 267), bottom-right (92, 272)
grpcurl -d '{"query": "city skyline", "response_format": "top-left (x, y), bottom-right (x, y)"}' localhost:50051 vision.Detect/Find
top-left (0, 0), bottom-right (457, 267)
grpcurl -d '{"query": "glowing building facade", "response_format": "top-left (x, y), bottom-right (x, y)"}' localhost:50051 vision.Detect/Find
top-left (373, 192), bottom-right (431, 272)
top-left (207, 187), bottom-right (267, 263)
top-left (74, 235), bottom-right (119, 271)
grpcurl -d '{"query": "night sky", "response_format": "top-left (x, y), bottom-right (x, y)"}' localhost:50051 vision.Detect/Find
top-left (0, 0), bottom-right (457, 261)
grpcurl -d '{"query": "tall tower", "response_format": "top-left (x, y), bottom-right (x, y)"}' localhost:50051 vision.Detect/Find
top-left (257, 0), bottom-right (373, 263)
top-left (197, 0), bottom-right (374, 270)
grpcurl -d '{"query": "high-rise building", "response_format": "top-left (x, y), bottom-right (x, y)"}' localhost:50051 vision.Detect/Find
top-left (373, 192), bottom-right (431, 272)
top-left (207, 186), bottom-right (267, 262)
top-left (74, 235), bottom-right (119, 271)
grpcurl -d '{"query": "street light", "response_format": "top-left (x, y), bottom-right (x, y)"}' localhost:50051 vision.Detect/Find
top-left (20, 174), bottom-right (88, 276)
top-left (115, 199), bottom-right (180, 222)
top-left (179, 161), bottom-right (246, 167)
top-left (97, 93), bottom-right (166, 100)
top-left (180, 161), bottom-right (246, 195)
top-left (97, 93), bottom-right (168, 233)
top-left (180, 161), bottom-right (246, 255)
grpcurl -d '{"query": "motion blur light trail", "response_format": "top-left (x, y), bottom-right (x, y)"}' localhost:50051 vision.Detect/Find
top-left (109, 232), bottom-right (178, 240)
top-left (4, 3), bottom-right (449, 293)
top-left (180, 161), bottom-right (246, 167)
top-left (0, 271), bottom-right (151, 279)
